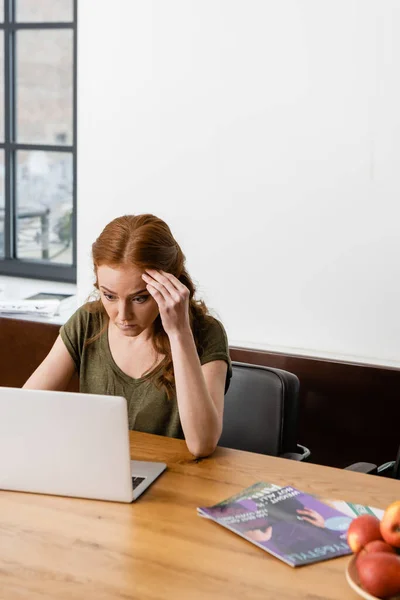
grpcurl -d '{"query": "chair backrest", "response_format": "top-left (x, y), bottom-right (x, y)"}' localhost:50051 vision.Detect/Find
top-left (219, 361), bottom-right (300, 456)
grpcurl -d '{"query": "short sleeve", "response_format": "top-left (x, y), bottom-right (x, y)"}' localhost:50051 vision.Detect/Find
top-left (59, 305), bottom-right (91, 371)
top-left (200, 317), bottom-right (232, 393)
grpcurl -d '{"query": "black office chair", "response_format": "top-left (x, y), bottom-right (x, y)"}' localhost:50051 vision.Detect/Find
top-left (345, 443), bottom-right (400, 479)
top-left (219, 361), bottom-right (310, 461)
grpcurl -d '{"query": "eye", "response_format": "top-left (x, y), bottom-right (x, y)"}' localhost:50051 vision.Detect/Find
top-left (103, 293), bottom-right (115, 301)
top-left (132, 295), bottom-right (148, 304)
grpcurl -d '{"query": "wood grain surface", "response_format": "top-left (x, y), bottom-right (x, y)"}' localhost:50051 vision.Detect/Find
top-left (0, 431), bottom-right (399, 599)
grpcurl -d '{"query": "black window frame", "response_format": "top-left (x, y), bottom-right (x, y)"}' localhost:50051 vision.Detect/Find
top-left (0, 0), bottom-right (77, 282)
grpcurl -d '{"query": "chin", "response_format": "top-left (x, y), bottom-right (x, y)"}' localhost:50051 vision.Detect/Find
top-left (117, 324), bottom-right (141, 336)
top-left (121, 330), bottom-right (140, 337)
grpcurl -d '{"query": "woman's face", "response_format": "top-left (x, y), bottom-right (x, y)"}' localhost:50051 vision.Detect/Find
top-left (97, 264), bottom-right (160, 338)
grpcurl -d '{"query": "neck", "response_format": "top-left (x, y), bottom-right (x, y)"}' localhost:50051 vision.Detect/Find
top-left (109, 321), bottom-right (154, 346)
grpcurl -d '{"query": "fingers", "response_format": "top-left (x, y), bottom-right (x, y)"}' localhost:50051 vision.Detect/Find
top-left (297, 509), bottom-right (313, 516)
top-left (147, 269), bottom-right (188, 294)
top-left (157, 270), bottom-right (188, 293)
top-left (144, 280), bottom-right (165, 305)
top-left (296, 509), bottom-right (324, 527)
top-left (143, 269), bottom-right (189, 302)
top-left (299, 517), bottom-right (314, 525)
top-left (297, 509), bottom-right (315, 522)
top-left (142, 274), bottom-right (178, 302)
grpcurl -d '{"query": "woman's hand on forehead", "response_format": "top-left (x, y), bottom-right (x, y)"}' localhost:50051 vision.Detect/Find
top-left (142, 269), bottom-right (190, 336)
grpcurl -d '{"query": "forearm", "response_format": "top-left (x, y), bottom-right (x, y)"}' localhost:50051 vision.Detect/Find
top-left (142, 269), bottom-right (225, 456)
top-left (169, 330), bottom-right (221, 458)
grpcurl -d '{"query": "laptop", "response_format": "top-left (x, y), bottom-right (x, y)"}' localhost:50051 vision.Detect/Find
top-left (0, 387), bottom-right (166, 502)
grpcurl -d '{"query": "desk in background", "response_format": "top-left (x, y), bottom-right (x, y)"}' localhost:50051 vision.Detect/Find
top-left (0, 431), bottom-right (399, 599)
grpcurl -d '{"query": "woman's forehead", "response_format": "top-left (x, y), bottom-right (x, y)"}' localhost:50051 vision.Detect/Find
top-left (97, 264), bottom-right (146, 294)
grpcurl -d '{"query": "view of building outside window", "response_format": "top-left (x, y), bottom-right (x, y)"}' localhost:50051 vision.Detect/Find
top-left (0, 0), bottom-right (75, 270)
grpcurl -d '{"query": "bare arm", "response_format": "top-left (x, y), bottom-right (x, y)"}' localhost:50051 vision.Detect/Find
top-left (23, 335), bottom-right (77, 391)
top-left (169, 331), bottom-right (227, 457)
top-left (143, 269), bottom-right (227, 458)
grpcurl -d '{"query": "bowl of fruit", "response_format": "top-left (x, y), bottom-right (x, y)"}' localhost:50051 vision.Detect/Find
top-left (345, 501), bottom-right (400, 599)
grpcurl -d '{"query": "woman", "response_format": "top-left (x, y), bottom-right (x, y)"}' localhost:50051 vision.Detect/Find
top-left (24, 214), bottom-right (232, 457)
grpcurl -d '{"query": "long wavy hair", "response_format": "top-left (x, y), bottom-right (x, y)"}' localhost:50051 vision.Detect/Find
top-left (86, 214), bottom-right (210, 398)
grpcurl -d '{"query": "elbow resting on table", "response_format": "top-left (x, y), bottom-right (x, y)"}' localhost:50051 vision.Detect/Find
top-left (186, 435), bottom-right (220, 459)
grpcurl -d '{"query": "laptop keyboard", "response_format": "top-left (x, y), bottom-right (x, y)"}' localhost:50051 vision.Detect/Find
top-left (132, 476), bottom-right (146, 490)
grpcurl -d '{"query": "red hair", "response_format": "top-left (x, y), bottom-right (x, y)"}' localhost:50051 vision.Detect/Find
top-left (86, 214), bottom-right (210, 398)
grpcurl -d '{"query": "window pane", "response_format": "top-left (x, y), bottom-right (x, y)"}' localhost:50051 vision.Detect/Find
top-left (16, 151), bottom-right (73, 265)
top-left (17, 0), bottom-right (73, 22)
top-left (17, 30), bottom-right (73, 145)
top-left (0, 0), bottom-right (3, 22)
top-left (0, 151), bottom-right (4, 258)
top-left (0, 31), bottom-right (3, 141)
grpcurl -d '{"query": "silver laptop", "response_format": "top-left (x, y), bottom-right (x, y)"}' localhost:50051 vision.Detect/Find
top-left (0, 387), bottom-right (166, 503)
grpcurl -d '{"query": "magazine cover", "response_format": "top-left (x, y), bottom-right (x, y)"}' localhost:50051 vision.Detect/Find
top-left (200, 482), bottom-right (282, 512)
top-left (325, 499), bottom-right (384, 520)
top-left (198, 483), bottom-right (353, 567)
top-left (199, 482), bottom-right (384, 523)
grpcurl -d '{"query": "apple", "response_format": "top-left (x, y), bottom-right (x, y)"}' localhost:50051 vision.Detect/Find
top-left (347, 514), bottom-right (383, 553)
top-left (380, 500), bottom-right (400, 548)
top-left (357, 539), bottom-right (397, 558)
top-left (360, 540), bottom-right (397, 555)
top-left (356, 540), bottom-right (397, 569)
top-left (357, 552), bottom-right (400, 598)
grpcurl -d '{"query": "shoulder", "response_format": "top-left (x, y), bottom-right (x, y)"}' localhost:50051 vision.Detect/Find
top-left (196, 315), bottom-right (232, 390)
top-left (60, 302), bottom-right (105, 353)
top-left (201, 315), bottom-right (229, 346)
top-left (62, 302), bottom-right (102, 333)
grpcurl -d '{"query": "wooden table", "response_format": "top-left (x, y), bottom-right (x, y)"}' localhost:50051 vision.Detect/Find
top-left (0, 432), bottom-right (399, 599)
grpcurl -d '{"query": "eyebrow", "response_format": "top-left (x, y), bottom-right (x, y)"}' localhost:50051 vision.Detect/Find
top-left (100, 286), bottom-right (148, 297)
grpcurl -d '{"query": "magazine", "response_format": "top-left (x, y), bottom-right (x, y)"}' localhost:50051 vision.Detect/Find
top-left (199, 483), bottom-right (384, 521)
top-left (324, 499), bottom-right (384, 520)
top-left (198, 482), bottom-right (354, 567)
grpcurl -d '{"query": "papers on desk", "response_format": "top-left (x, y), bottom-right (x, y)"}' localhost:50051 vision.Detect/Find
top-left (0, 299), bottom-right (61, 318)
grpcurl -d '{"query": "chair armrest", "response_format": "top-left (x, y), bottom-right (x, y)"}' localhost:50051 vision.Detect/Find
top-left (345, 462), bottom-right (378, 475)
top-left (280, 444), bottom-right (311, 462)
top-left (377, 461), bottom-right (396, 476)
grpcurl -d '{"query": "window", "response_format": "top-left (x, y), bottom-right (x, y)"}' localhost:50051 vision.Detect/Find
top-left (0, 0), bottom-right (76, 282)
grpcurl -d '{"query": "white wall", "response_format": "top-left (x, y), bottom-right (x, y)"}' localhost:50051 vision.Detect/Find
top-left (78, 0), bottom-right (400, 367)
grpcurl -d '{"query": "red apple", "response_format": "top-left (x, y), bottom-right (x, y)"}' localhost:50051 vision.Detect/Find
top-left (357, 552), bottom-right (400, 598)
top-left (380, 500), bottom-right (400, 548)
top-left (347, 514), bottom-right (383, 553)
top-left (356, 540), bottom-right (397, 569)
top-left (360, 540), bottom-right (397, 555)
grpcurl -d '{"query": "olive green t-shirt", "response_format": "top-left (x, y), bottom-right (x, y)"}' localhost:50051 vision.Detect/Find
top-left (60, 305), bottom-right (232, 439)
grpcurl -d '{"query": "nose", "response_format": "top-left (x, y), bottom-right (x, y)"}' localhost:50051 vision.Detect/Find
top-left (118, 300), bottom-right (133, 322)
